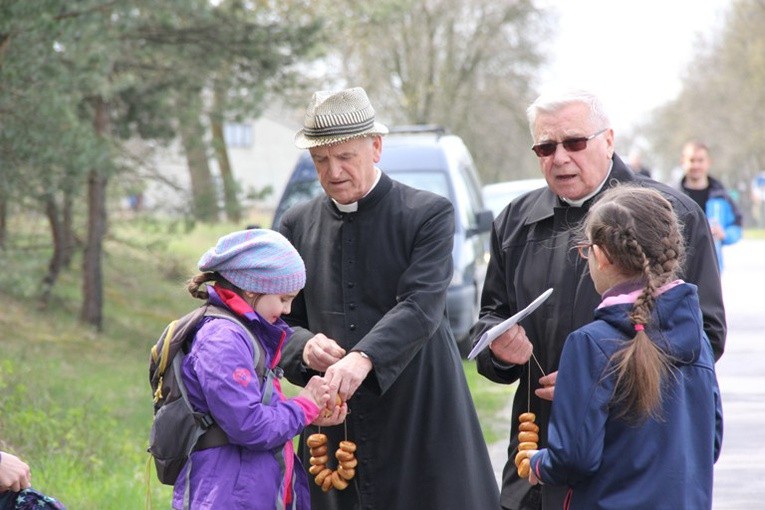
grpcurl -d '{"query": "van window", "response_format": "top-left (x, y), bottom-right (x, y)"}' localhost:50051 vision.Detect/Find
top-left (386, 170), bottom-right (451, 201)
top-left (272, 179), bottom-right (324, 228)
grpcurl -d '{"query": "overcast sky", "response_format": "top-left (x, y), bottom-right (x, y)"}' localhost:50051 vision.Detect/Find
top-left (535, 0), bottom-right (731, 134)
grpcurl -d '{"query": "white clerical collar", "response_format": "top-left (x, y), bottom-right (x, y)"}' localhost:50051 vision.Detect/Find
top-left (332, 168), bottom-right (382, 213)
top-left (560, 160), bottom-right (613, 207)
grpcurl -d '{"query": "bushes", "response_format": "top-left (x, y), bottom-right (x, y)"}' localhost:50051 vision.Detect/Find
top-left (0, 219), bottom-right (211, 508)
top-left (0, 316), bottom-right (174, 509)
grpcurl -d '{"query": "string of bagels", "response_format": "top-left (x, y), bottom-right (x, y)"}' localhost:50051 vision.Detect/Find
top-left (307, 395), bottom-right (357, 492)
top-left (515, 354), bottom-right (546, 478)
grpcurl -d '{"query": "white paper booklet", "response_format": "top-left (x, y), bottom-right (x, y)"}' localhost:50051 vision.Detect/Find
top-left (467, 288), bottom-right (553, 360)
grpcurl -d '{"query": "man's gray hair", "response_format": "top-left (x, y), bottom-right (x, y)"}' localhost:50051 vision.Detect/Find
top-left (526, 88), bottom-right (611, 137)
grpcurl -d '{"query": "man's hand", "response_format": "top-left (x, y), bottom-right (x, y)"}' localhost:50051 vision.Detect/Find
top-left (535, 371), bottom-right (557, 401)
top-left (324, 351), bottom-right (373, 402)
top-left (302, 333), bottom-right (346, 372)
top-left (489, 324), bottom-right (533, 365)
top-left (0, 451), bottom-right (32, 492)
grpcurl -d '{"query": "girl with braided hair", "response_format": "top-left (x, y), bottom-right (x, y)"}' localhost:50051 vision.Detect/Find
top-left (523, 185), bottom-right (723, 509)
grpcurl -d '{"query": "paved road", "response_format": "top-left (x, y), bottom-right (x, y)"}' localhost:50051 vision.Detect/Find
top-left (487, 238), bottom-right (765, 508)
top-left (712, 238), bottom-right (765, 509)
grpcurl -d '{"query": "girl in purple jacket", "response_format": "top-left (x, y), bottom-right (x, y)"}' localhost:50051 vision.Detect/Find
top-left (522, 186), bottom-right (722, 509)
top-left (174, 229), bottom-right (347, 509)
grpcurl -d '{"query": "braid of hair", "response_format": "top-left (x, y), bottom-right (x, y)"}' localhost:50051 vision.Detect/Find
top-left (584, 185), bottom-right (686, 424)
top-left (186, 272), bottom-right (220, 300)
top-left (628, 231), bottom-right (657, 326)
top-left (607, 208), bottom-right (677, 424)
top-left (656, 227), bottom-right (683, 284)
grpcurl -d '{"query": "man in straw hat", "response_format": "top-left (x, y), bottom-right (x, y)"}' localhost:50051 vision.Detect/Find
top-left (278, 87), bottom-right (500, 510)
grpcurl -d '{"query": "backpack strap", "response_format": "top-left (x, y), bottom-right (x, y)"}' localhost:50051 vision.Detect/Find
top-left (203, 305), bottom-right (267, 380)
top-left (189, 305), bottom-right (270, 451)
top-left (151, 319), bottom-right (181, 404)
top-left (170, 351), bottom-right (228, 453)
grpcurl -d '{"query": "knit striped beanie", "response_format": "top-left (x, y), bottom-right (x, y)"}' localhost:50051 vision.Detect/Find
top-left (198, 229), bottom-right (306, 294)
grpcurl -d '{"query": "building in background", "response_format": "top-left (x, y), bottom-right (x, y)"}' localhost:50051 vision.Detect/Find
top-left (126, 111), bottom-right (300, 219)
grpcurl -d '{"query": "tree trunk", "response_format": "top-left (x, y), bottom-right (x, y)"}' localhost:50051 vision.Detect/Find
top-left (40, 192), bottom-right (65, 307)
top-left (211, 86), bottom-right (240, 223)
top-left (178, 91), bottom-right (219, 223)
top-left (0, 195), bottom-right (6, 250)
top-left (0, 33), bottom-right (9, 68)
top-left (81, 96), bottom-right (109, 330)
top-left (61, 189), bottom-right (76, 268)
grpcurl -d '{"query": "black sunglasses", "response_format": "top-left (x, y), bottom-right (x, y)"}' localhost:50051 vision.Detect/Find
top-left (531, 128), bottom-right (608, 158)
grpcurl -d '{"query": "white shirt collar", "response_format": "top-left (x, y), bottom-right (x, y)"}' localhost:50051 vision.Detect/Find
top-left (332, 168), bottom-right (382, 212)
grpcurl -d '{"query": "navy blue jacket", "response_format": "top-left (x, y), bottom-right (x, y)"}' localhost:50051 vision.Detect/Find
top-left (530, 282), bottom-right (723, 509)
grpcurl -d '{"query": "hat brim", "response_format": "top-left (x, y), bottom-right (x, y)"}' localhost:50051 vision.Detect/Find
top-left (294, 122), bottom-right (389, 149)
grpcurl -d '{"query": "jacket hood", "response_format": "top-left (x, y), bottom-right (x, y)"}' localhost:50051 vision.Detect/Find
top-left (594, 282), bottom-right (707, 365)
top-left (206, 285), bottom-right (291, 365)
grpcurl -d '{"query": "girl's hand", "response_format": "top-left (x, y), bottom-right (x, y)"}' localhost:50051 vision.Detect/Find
top-left (312, 401), bottom-right (348, 426)
top-left (526, 450), bottom-right (541, 485)
top-left (300, 375), bottom-right (331, 409)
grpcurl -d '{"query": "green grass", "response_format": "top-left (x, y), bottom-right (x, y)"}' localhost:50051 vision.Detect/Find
top-left (0, 215), bottom-right (513, 508)
top-left (0, 218), bottom-right (249, 509)
top-left (463, 361), bottom-right (516, 444)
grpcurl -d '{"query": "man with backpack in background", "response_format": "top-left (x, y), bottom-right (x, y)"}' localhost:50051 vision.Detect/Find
top-left (679, 140), bottom-right (743, 273)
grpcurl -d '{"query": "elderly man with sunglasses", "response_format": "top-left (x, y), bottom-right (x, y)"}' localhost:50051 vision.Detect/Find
top-left (470, 88), bottom-right (725, 510)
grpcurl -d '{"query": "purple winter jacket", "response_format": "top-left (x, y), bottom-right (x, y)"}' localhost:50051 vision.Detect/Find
top-left (172, 287), bottom-right (319, 509)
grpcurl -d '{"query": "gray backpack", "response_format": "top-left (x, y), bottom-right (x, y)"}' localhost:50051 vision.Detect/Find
top-left (148, 304), bottom-right (269, 485)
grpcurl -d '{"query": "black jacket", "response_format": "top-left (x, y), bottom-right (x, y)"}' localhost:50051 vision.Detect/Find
top-left (472, 155), bottom-right (726, 509)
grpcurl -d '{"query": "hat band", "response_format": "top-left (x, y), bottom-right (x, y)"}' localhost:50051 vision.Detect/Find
top-left (302, 117), bottom-right (375, 139)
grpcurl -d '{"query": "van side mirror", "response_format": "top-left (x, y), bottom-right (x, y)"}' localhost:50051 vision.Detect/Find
top-left (468, 209), bottom-right (494, 236)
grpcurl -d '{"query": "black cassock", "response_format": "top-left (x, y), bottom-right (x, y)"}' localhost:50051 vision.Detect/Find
top-left (279, 172), bottom-right (500, 510)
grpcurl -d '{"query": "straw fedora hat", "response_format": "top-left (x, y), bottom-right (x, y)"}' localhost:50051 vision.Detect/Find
top-left (294, 87), bottom-right (389, 149)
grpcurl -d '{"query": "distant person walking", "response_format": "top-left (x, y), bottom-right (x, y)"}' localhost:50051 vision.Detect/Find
top-left (679, 140), bottom-right (742, 272)
top-left (627, 148), bottom-right (652, 178)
